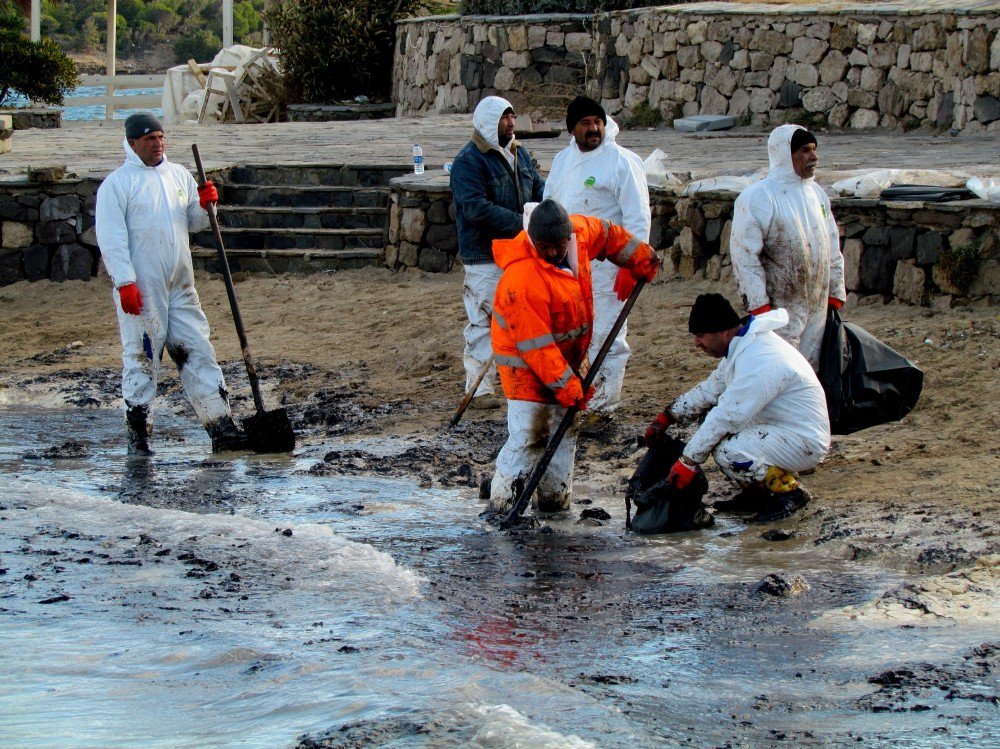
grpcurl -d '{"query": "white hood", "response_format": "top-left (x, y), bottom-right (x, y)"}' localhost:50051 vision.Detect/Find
top-left (766, 124), bottom-right (809, 185)
top-left (473, 95), bottom-right (514, 150)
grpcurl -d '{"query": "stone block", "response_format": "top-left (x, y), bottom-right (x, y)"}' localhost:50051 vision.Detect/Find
top-left (418, 246), bottom-right (453, 273)
top-left (968, 257), bottom-right (1000, 296)
top-left (849, 108), bottom-right (880, 129)
top-left (397, 241), bottom-right (419, 267)
top-left (37, 220), bottom-right (76, 245)
top-left (929, 294), bottom-right (954, 310)
top-left (0, 249), bottom-right (23, 286)
top-left (79, 225), bottom-right (97, 247)
top-left (427, 200), bottom-right (450, 224)
top-left (973, 95), bottom-right (1000, 125)
top-left (802, 87), bottom-right (838, 112)
top-left (23, 244), bottom-right (49, 281)
top-left (400, 207), bottom-right (427, 244)
top-left (2, 220), bottom-right (33, 248)
top-left (888, 226), bottom-right (916, 259)
top-left (565, 32), bottom-right (591, 54)
top-left (843, 238), bottom-right (863, 291)
top-left (792, 37), bottom-right (828, 65)
top-left (948, 227), bottom-right (975, 252)
top-left (0, 114), bottom-right (11, 155)
top-left (931, 264), bottom-right (963, 296)
top-left (425, 224), bottom-right (457, 253)
top-left (50, 244), bottom-right (93, 282)
top-left (892, 259), bottom-right (927, 306)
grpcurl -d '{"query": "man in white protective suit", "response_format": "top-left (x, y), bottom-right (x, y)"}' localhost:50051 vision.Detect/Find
top-left (96, 112), bottom-right (248, 455)
top-left (729, 124), bottom-right (846, 370)
top-left (543, 96), bottom-right (650, 433)
top-left (450, 96), bottom-right (546, 410)
top-left (643, 294), bottom-right (830, 523)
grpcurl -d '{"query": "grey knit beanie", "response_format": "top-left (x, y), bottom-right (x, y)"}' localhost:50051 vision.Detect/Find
top-left (125, 112), bottom-right (163, 140)
top-left (527, 199), bottom-right (573, 245)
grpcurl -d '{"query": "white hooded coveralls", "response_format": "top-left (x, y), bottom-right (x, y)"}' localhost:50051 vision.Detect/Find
top-left (669, 309), bottom-right (831, 485)
top-left (96, 140), bottom-right (232, 428)
top-left (543, 117), bottom-right (650, 413)
top-left (729, 124), bottom-right (846, 370)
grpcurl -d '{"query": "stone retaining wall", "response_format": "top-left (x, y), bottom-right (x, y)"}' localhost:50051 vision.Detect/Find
top-left (385, 173), bottom-right (1000, 307)
top-left (394, 4), bottom-right (1000, 132)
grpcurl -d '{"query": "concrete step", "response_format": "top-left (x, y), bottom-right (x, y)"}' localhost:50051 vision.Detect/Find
top-left (219, 184), bottom-right (390, 208)
top-left (191, 247), bottom-right (382, 275)
top-left (225, 163), bottom-right (411, 187)
top-left (217, 205), bottom-right (387, 230)
top-left (193, 226), bottom-right (384, 251)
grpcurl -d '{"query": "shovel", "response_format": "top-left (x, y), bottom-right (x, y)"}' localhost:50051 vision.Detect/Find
top-left (192, 144), bottom-right (296, 453)
top-left (503, 277), bottom-right (649, 525)
top-left (447, 352), bottom-right (495, 429)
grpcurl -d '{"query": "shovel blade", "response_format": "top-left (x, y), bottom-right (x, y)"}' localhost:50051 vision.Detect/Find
top-left (243, 408), bottom-right (296, 454)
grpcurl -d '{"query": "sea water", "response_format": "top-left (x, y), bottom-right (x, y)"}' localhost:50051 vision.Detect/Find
top-left (5, 85), bottom-right (163, 121)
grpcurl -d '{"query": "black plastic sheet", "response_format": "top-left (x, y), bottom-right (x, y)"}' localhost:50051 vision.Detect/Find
top-left (626, 434), bottom-right (713, 534)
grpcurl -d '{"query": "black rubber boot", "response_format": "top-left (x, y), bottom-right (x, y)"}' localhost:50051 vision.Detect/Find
top-left (208, 415), bottom-right (250, 453)
top-left (753, 487), bottom-right (811, 523)
top-left (125, 405), bottom-right (152, 456)
top-left (712, 484), bottom-right (771, 514)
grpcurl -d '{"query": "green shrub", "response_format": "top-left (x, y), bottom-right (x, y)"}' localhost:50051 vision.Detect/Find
top-left (625, 100), bottom-right (661, 128)
top-left (173, 27), bottom-right (221, 63)
top-left (0, 0), bottom-right (79, 107)
top-left (264, 0), bottom-right (424, 103)
top-left (937, 243), bottom-right (981, 296)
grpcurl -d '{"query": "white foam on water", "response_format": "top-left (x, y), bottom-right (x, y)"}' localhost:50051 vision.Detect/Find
top-left (469, 704), bottom-right (599, 748)
top-left (4, 478), bottom-right (423, 601)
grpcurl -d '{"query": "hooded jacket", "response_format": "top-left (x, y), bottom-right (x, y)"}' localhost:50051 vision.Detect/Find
top-left (491, 214), bottom-right (658, 404)
top-left (450, 96), bottom-right (546, 265)
top-left (730, 124), bottom-right (846, 313)
top-left (96, 139), bottom-right (209, 290)
top-left (668, 309), bottom-right (831, 465)
top-left (543, 117), bottom-right (650, 242)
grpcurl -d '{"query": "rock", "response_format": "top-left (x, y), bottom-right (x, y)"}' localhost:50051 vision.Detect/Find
top-left (893, 260), bottom-right (927, 306)
top-left (842, 238), bottom-right (863, 291)
top-left (802, 86), bottom-right (839, 112)
top-left (39, 195), bottom-right (81, 222)
top-left (756, 573), bottom-right (810, 597)
top-left (417, 246), bottom-right (453, 273)
top-left (973, 95), bottom-right (1000, 125)
top-left (400, 207), bottom-right (426, 244)
top-left (1, 221), bottom-right (33, 248)
top-left (28, 165), bottom-right (66, 183)
top-left (849, 108), bottom-right (881, 129)
top-left (50, 244), bottom-right (93, 282)
top-left (673, 114), bottom-right (735, 132)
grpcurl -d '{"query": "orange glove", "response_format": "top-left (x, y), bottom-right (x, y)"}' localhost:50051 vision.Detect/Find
top-left (828, 297), bottom-right (843, 310)
top-left (197, 181), bottom-right (218, 210)
top-left (643, 410), bottom-right (672, 446)
top-left (117, 283), bottom-right (143, 315)
top-left (667, 459), bottom-right (698, 490)
top-left (555, 376), bottom-right (593, 410)
top-left (613, 267), bottom-right (637, 302)
top-left (750, 304), bottom-right (772, 315)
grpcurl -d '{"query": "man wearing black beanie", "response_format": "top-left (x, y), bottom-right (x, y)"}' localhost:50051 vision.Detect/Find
top-left (544, 95), bottom-right (651, 434)
top-left (641, 294), bottom-right (830, 522)
top-left (729, 124), bottom-right (846, 371)
top-left (96, 112), bottom-right (248, 454)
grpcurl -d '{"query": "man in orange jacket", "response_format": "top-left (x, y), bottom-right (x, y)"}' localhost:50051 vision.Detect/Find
top-left (489, 199), bottom-right (660, 513)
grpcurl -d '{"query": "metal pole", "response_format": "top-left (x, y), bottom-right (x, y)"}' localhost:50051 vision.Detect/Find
top-left (223, 0), bottom-right (234, 49)
top-left (30, 0), bottom-right (40, 41)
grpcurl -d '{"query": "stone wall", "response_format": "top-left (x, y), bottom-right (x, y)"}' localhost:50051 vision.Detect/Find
top-left (0, 179), bottom-right (102, 286)
top-left (385, 174), bottom-right (1000, 307)
top-left (394, 4), bottom-right (1000, 132)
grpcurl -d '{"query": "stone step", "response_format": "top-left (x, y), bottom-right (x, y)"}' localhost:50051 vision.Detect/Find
top-left (217, 205), bottom-right (387, 230)
top-left (219, 184), bottom-right (390, 208)
top-left (193, 226), bottom-right (384, 251)
top-left (224, 163), bottom-right (411, 187)
top-left (190, 247), bottom-right (383, 275)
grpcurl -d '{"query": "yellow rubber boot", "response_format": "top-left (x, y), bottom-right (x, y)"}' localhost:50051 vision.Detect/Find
top-left (763, 465), bottom-right (799, 494)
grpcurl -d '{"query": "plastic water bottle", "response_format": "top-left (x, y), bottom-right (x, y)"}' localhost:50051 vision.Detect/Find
top-left (412, 144), bottom-right (424, 175)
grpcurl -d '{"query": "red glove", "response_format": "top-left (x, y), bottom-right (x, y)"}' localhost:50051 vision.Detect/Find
top-left (555, 376), bottom-right (593, 410)
top-left (667, 459), bottom-right (698, 490)
top-left (750, 304), bottom-right (772, 315)
top-left (117, 283), bottom-right (143, 315)
top-left (828, 297), bottom-right (843, 310)
top-left (613, 267), bottom-right (637, 302)
top-left (643, 410), bottom-right (672, 446)
top-left (197, 181), bottom-right (218, 210)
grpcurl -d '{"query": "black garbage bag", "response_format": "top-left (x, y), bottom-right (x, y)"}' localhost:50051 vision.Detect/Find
top-left (626, 434), bottom-right (714, 534)
top-left (879, 184), bottom-right (976, 202)
top-left (819, 308), bottom-right (924, 435)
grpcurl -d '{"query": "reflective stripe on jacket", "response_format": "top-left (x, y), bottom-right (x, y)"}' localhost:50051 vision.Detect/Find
top-left (491, 214), bottom-right (656, 404)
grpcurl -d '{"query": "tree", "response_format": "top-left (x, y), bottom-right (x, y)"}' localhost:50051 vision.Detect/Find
top-left (0, 0), bottom-right (79, 107)
top-left (264, 0), bottom-right (424, 103)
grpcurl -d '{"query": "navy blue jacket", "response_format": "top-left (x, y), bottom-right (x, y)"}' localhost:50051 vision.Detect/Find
top-left (450, 131), bottom-right (545, 265)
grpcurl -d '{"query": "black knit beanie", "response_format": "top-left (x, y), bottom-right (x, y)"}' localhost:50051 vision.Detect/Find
top-left (565, 96), bottom-right (607, 132)
top-left (688, 294), bottom-right (740, 335)
top-left (528, 200), bottom-right (573, 246)
top-left (125, 112), bottom-right (164, 140)
top-left (789, 128), bottom-right (817, 153)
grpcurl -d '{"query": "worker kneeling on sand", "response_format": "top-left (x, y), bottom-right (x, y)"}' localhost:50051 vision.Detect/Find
top-left (489, 199), bottom-right (660, 514)
top-left (643, 294), bottom-right (830, 523)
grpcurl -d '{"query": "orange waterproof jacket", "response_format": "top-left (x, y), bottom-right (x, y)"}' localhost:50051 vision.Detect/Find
top-left (491, 214), bottom-right (658, 404)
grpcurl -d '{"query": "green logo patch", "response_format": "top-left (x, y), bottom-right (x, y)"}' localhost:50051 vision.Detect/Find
top-left (584, 176), bottom-right (596, 187)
